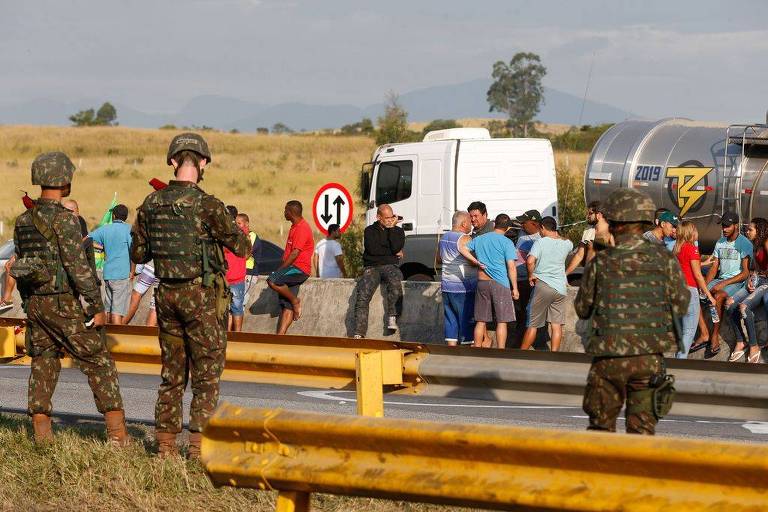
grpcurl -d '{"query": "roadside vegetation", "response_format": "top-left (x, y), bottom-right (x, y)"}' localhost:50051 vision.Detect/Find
top-left (0, 123), bottom-right (590, 276)
top-left (0, 413), bottom-right (479, 512)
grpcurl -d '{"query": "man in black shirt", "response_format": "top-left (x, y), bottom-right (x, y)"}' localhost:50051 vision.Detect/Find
top-left (353, 204), bottom-right (405, 338)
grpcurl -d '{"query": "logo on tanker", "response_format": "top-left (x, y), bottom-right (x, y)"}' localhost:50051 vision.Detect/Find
top-left (665, 160), bottom-right (713, 217)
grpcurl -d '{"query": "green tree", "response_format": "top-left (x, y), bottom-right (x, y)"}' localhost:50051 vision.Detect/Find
top-left (421, 119), bottom-right (461, 136)
top-left (375, 92), bottom-right (419, 145)
top-left (340, 117), bottom-right (374, 136)
top-left (487, 52), bottom-right (547, 137)
top-left (68, 108), bottom-right (96, 127)
top-left (95, 102), bottom-right (118, 126)
top-left (272, 122), bottom-right (293, 134)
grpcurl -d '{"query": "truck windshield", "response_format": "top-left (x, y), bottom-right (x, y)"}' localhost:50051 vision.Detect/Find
top-left (375, 160), bottom-right (413, 205)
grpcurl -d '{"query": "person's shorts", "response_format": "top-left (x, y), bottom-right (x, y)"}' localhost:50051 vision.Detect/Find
top-left (104, 278), bottom-right (131, 316)
top-left (229, 280), bottom-right (246, 316)
top-left (474, 280), bottom-right (516, 323)
top-left (268, 266), bottom-right (309, 310)
top-left (133, 270), bottom-right (159, 295)
top-left (526, 280), bottom-right (567, 328)
top-left (443, 291), bottom-right (475, 344)
top-left (708, 278), bottom-right (745, 298)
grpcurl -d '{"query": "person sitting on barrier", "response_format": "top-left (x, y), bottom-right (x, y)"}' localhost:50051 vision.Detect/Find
top-left (672, 221), bottom-right (716, 359)
top-left (463, 214), bottom-right (519, 349)
top-left (519, 216), bottom-right (572, 352)
top-left (691, 211), bottom-right (752, 358)
top-left (437, 211), bottom-right (482, 346)
top-left (727, 217), bottom-right (768, 363)
top-left (566, 201), bottom-right (613, 275)
top-left (352, 204), bottom-right (405, 338)
top-left (575, 188), bottom-right (689, 435)
top-left (268, 200), bottom-right (314, 335)
top-left (643, 209), bottom-right (677, 246)
top-left (123, 261), bottom-right (159, 327)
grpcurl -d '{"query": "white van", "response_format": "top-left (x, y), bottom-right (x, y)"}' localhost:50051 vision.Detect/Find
top-left (360, 128), bottom-right (558, 279)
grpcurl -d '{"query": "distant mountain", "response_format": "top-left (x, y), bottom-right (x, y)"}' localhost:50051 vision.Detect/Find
top-left (0, 79), bottom-right (637, 131)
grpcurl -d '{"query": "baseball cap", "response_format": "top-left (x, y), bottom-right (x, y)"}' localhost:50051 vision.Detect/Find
top-left (658, 211), bottom-right (679, 227)
top-left (515, 209), bottom-right (542, 223)
top-left (721, 211), bottom-right (739, 226)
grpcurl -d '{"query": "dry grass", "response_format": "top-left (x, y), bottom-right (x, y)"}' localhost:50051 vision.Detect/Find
top-left (0, 125), bottom-right (588, 247)
top-left (408, 118), bottom-right (573, 136)
top-left (0, 413), bottom-right (482, 512)
top-left (0, 126), bottom-right (375, 245)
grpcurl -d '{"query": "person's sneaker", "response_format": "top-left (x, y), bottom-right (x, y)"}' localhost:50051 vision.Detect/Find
top-left (387, 316), bottom-right (398, 331)
top-left (0, 300), bottom-right (13, 314)
top-left (353, 334), bottom-right (363, 339)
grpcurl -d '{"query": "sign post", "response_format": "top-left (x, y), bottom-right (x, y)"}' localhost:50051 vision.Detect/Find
top-left (312, 182), bottom-right (354, 235)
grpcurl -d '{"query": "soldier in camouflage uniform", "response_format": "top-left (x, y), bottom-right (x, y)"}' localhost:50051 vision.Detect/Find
top-left (131, 133), bottom-right (250, 458)
top-left (574, 189), bottom-right (689, 434)
top-left (14, 152), bottom-right (128, 445)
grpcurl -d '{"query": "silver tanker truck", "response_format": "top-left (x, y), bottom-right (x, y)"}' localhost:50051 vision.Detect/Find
top-left (585, 118), bottom-right (768, 252)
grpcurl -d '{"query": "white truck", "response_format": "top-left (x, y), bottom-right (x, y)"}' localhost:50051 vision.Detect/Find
top-left (360, 128), bottom-right (558, 279)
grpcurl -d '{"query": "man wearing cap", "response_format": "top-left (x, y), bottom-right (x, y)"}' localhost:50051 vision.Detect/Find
top-left (15, 152), bottom-right (128, 445)
top-left (131, 133), bottom-right (250, 458)
top-left (513, 209), bottom-right (542, 342)
top-left (690, 211), bottom-right (752, 358)
top-left (643, 211), bottom-right (678, 245)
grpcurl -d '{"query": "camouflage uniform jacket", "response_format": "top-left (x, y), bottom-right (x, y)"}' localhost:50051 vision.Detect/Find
top-left (130, 180), bottom-right (250, 270)
top-left (574, 234), bottom-right (689, 357)
top-left (14, 198), bottom-right (104, 316)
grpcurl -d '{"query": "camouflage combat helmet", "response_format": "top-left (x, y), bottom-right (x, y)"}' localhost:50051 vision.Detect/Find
top-left (31, 152), bottom-right (76, 187)
top-left (166, 132), bottom-right (212, 165)
top-left (603, 188), bottom-right (656, 223)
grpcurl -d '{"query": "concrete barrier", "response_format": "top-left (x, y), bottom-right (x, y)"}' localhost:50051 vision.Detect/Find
top-left (4, 272), bottom-right (765, 358)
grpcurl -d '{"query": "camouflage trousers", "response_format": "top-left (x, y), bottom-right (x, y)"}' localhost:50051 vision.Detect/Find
top-left (583, 354), bottom-right (663, 435)
top-left (353, 264), bottom-right (403, 337)
top-left (154, 281), bottom-right (227, 433)
top-left (25, 294), bottom-right (123, 416)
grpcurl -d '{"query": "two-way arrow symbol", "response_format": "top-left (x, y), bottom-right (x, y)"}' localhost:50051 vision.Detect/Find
top-left (321, 194), bottom-right (346, 225)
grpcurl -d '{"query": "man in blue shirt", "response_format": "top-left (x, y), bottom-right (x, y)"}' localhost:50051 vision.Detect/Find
top-left (693, 211), bottom-right (752, 358)
top-left (519, 217), bottom-right (573, 352)
top-left (89, 204), bottom-right (133, 324)
top-left (463, 214), bottom-right (519, 349)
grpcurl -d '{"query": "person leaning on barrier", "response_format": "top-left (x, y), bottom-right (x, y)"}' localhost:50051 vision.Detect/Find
top-left (130, 133), bottom-right (250, 458)
top-left (574, 188), bottom-right (690, 435)
top-left (13, 152), bottom-right (128, 445)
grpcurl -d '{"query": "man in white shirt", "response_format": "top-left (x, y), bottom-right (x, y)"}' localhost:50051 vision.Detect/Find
top-left (313, 224), bottom-right (347, 278)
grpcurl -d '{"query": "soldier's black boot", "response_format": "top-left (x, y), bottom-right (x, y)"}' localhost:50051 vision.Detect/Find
top-left (32, 414), bottom-right (54, 443)
top-left (104, 410), bottom-right (130, 447)
top-left (187, 432), bottom-right (202, 460)
top-left (156, 432), bottom-right (179, 457)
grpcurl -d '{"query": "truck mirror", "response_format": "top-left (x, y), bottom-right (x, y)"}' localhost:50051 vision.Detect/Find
top-left (360, 162), bottom-right (374, 203)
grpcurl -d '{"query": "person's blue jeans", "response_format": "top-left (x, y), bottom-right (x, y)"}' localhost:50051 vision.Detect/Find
top-left (442, 291), bottom-right (475, 344)
top-left (677, 286), bottom-right (700, 359)
top-left (729, 278), bottom-right (768, 347)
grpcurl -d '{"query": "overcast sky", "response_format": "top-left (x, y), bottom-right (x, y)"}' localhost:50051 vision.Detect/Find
top-left (2, 0), bottom-right (767, 122)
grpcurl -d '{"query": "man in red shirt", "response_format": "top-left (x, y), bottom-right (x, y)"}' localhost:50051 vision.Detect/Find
top-left (267, 200), bottom-right (314, 334)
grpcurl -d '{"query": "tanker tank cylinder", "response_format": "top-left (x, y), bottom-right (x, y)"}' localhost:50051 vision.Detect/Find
top-left (584, 118), bottom-right (768, 252)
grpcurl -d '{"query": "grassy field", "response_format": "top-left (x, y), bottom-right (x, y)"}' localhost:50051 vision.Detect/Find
top-left (0, 413), bottom-right (479, 512)
top-left (0, 125), bottom-right (589, 252)
top-left (0, 126), bottom-right (374, 245)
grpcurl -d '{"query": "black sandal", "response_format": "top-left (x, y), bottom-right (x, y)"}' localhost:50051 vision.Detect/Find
top-left (705, 345), bottom-right (721, 359)
top-left (689, 340), bottom-right (709, 353)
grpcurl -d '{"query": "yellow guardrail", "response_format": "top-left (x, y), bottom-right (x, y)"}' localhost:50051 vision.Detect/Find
top-left (0, 320), bottom-right (415, 390)
top-left (202, 403), bottom-right (768, 512)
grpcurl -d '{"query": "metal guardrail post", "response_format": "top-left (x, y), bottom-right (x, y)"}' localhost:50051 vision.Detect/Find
top-left (275, 490), bottom-right (310, 512)
top-left (0, 326), bottom-right (17, 359)
top-left (355, 350), bottom-right (384, 417)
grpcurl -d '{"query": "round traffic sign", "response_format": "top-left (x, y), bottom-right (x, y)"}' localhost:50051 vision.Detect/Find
top-left (312, 182), bottom-right (354, 235)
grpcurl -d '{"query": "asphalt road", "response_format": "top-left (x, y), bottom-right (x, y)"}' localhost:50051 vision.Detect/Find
top-left (1, 365), bottom-right (767, 442)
